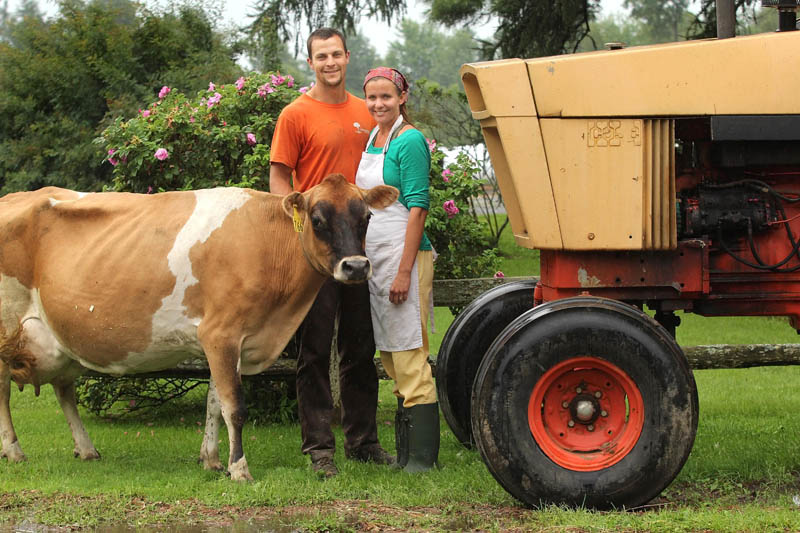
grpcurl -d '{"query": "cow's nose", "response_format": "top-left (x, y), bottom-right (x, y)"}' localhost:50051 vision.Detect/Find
top-left (336, 257), bottom-right (371, 281)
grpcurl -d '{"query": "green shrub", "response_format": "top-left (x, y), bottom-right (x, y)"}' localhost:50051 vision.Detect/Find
top-left (426, 144), bottom-right (500, 280)
top-left (98, 72), bottom-right (304, 192)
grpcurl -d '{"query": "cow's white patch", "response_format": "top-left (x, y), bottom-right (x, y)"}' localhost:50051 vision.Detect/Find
top-left (149, 188), bottom-right (251, 348)
top-left (48, 191), bottom-right (87, 207)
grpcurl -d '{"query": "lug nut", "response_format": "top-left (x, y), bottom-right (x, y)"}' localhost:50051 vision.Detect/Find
top-left (562, 401), bottom-right (569, 409)
top-left (594, 391), bottom-right (602, 398)
top-left (587, 425), bottom-right (595, 432)
top-left (576, 387), bottom-right (582, 394)
top-left (601, 410), bottom-right (608, 417)
top-left (567, 420), bottom-right (575, 428)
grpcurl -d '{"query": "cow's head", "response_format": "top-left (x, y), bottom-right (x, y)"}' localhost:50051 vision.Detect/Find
top-left (282, 173), bottom-right (398, 283)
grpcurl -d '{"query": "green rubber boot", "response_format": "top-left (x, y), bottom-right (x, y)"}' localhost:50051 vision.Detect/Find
top-left (393, 397), bottom-right (408, 469)
top-left (403, 402), bottom-right (440, 473)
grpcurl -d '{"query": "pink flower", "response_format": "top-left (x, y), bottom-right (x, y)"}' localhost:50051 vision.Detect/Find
top-left (158, 86), bottom-right (170, 99)
top-left (257, 84), bottom-right (275, 97)
top-left (298, 86), bottom-right (310, 94)
top-left (442, 168), bottom-right (453, 182)
top-left (208, 82), bottom-right (215, 91)
top-left (107, 149), bottom-right (118, 166)
top-left (140, 109), bottom-right (151, 118)
top-left (494, 271), bottom-right (505, 278)
top-left (147, 186), bottom-right (153, 194)
top-left (246, 133), bottom-right (257, 146)
top-left (443, 200), bottom-right (459, 218)
top-left (235, 77), bottom-right (245, 90)
top-left (427, 138), bottom-right (437, 152)
top-left (271, 74), bottom-right (285, 86)
top-left (154, 148), bottom-right (169, 161)
top-left (286, 75), bottom-right (294, 88)
top-left (190, 116), bottom-right (195, 123)
top-left (207, 92), bottom-right (222, 108)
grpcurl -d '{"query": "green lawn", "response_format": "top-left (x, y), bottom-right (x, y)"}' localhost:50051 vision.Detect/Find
top-left (4, 221), bottom-right (800, 531)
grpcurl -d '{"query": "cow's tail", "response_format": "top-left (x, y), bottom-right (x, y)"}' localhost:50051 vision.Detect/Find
top-left (0, 325), bottom-right (39, 395)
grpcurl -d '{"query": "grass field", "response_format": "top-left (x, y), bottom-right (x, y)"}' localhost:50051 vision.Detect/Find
top-left (3, 220), bottom-right (800, 531)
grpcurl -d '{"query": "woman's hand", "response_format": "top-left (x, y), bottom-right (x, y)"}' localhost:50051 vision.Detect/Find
top-left (389, 270), bottom-right (412, 304)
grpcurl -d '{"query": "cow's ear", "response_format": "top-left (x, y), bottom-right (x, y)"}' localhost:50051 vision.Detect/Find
top-left (282, 191), bottom-right (307, 218)
top-left (363, 185), bottom-right (398, 210)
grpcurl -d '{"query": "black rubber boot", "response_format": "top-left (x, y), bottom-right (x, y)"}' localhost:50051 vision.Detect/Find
top-left (403, 402), bottom-right (440, 473)
top-left (393, 397), bottom-right (409, 469)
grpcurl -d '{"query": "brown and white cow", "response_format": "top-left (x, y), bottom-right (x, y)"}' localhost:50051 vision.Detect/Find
top-left (0, 174), bottom-right (397, 480)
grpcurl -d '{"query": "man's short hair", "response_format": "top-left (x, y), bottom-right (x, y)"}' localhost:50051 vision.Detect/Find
top-left (307, 27), bottom-right (347, 58)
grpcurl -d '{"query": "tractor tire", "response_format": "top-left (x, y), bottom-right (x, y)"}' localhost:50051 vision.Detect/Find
top-left (436, 279), bottom-right (536, 447)
top-left (471, 296), bottom-right (698, 509)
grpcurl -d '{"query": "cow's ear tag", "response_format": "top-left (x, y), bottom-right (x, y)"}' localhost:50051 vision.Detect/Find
top-left (292, 206), bottom-right (303, 233)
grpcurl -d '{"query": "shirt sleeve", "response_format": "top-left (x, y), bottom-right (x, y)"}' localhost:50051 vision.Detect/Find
top-left (397, 129), bottom-right (431, 210)
top-left (269, 106), bottom-right (302, 170)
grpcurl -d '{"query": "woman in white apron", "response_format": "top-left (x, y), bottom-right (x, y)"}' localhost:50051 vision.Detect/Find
top-left (355, 67), bottom-right (438, 473)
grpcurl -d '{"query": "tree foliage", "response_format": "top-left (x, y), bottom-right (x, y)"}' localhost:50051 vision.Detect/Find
top-left (623, 0), bottom-right (689, 43)
top-left (686, 0), bottom-right (758, 39)
top-left (385, 20), bottom-right (480, 88)
top-left (250, 0), bottom-right (407, 57)
top-left (0, 0), bottom-right (244, 194)
top-left (426, 0), bottom-right (601, 59)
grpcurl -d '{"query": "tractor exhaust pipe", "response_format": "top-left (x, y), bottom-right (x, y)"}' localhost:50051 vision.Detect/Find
top-left (716, 0), bottom-right (736, 38)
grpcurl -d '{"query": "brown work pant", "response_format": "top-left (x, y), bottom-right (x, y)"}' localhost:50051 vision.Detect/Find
top-left (296, 278), bottom-right (379, 457)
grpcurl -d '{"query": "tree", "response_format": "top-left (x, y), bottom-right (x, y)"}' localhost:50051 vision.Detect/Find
top-left (425, 0), bottom-right (602, 59)
top-left (385, 19), bottom-right (480, 88)
top-left (623, 0), bottom-right (690, 43)
top-left (686, 0), bottom-right (758, 39)
top-left (576, 12), bottom-right (648, 51)
top-left (250, 0), bottom-right (406, 58)
top-left (0, 0), bottom-right (244, 194)
top-left (343, 31), bottom-right (382, 96)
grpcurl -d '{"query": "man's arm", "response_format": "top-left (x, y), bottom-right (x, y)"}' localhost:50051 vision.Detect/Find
top-left (269, 162), bottom-right (294, 195)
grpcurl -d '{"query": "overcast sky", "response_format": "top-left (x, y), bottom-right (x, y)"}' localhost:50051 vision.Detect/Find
top-left (5, 0), bottom-right (629, 56)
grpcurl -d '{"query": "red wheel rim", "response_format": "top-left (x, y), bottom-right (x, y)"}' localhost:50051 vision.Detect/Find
top-left (528, 356), bottom-right (644, 471)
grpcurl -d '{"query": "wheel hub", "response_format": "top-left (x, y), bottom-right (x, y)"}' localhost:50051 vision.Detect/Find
top-left (570, 394), bottom-right (600, 424)
top-left (528, 356), bottom-right (645, 472)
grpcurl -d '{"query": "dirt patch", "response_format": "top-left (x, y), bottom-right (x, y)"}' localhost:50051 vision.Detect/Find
top-left (0, 491), bottom-right (534, 532)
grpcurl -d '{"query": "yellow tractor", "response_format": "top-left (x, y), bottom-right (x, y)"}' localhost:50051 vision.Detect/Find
top-left (438, 5), bottom-right (800, 509)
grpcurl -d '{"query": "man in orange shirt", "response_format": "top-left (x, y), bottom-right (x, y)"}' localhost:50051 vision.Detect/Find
top-left (270, 27), bottom-right (394, 478)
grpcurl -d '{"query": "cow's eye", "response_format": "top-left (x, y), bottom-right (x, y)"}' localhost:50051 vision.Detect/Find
top-left (311, 216), bottom-right (326, 231)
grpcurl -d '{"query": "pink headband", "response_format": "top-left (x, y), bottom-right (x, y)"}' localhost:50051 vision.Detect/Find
top-left (363, 67), bottom-right (409, 93)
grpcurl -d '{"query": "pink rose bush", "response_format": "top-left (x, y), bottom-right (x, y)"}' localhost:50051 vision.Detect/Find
top-left (425, 143), bottom-right (500, 281)
top-left (100, 72), bottom-right (303, 193)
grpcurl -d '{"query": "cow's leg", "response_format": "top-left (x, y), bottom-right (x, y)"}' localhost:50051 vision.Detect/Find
top-left (51, 379), bottom-right (100, 460)
top-left (0, 361), bottom-right (25, 462)
top-left (202, 337), bottom-right (252, 481)
top-left (199, 377), bottom-right (224, 472)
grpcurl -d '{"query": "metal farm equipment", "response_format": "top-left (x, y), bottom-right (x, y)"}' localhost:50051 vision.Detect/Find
top-left (438, 7), bottom-right (800, 509)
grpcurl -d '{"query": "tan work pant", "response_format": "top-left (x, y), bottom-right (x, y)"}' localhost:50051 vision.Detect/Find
top-left (380, 250), bottom-right (437, 408)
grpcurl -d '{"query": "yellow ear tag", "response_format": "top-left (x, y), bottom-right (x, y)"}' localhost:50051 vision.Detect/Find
top-left (292, 206), bottom-right (303, 233)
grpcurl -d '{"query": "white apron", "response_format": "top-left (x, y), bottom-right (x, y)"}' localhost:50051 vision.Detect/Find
top-left (355, 116), bottom-right (423, 352)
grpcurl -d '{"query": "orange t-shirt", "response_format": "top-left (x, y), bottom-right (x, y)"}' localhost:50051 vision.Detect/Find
top-left (270, 93), bottom-right (376, 192)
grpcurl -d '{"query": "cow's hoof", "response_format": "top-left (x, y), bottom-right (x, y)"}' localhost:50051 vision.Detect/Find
top-left (1, 443), bottom-right (27, 463)
top-left (75, 448), bottom-right (101, 460)
top-left (199, 458), bottom-right (224, 472)
top-left (228, 457), bottom-right (253, 482)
